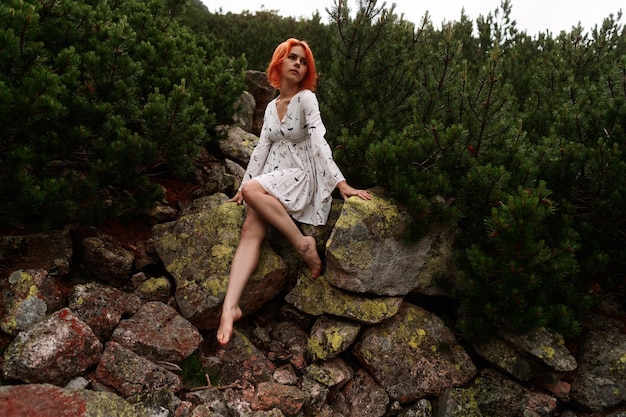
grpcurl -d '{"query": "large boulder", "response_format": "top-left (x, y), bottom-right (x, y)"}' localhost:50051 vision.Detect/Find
top-left (152, 193), bottom-right (289, 330)
top-left (325, 193), bottom-right (456, 296)
top-left (352, 302), bottom-right (476, 403)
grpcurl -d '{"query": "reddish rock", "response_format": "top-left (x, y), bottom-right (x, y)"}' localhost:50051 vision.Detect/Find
top-left (0, 384), bottom-right (141, 416)
top-left (68, 282), bottom-right (143, 340)
top-left (110, 301), bottom-right (202, 362)
top-left (3, 308), bottom-right (102, 385)
top-left (252, 381), bottom-right (306, 416)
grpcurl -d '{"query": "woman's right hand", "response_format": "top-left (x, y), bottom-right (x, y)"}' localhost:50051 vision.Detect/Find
top-left (226, 190), bottom-right (244, 205)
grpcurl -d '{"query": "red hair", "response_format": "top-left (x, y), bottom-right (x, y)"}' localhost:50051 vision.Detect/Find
top-left (267, 38), bottom-right (317, 92)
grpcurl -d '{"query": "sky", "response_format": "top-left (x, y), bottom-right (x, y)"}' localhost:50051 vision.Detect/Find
top-left (199, 0), bottom-right (623, 36)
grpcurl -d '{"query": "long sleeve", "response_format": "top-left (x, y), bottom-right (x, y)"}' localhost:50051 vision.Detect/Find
top-left (300, 90), bottom-right (346, 202)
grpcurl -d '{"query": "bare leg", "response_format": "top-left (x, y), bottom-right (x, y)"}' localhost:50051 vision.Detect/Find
top-left (242, 180), bottom-right (322, 278)
top-left (216, 207), bottom-right (267, 346)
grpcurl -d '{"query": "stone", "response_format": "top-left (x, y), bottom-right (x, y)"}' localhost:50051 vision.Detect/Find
top-left (1, 269), bottom-right (64, 335)
top-left (307, 315), bottom-right (361, 361)
top-left (0, 384), bottom-right (147, 417)
top-left (94, 342), bottom-right (182, 398)
top-left (77, 232), bottom-right (135, 285)
top-left (352, 302), bottom-right (476, 403)
top-left (325, 193), bottom-right (456, 296)
top-left (341, 369), bottom-right (389, 417)
top-left (285, 272), bottom-right (402, 324)
top-left (68, 282), bottom-right (143, 340)
top-left (570, 329), bottom-right (626, 412)
top-left (110, 301), bottom-right (202, 363)
top-left (152, 193), bottom-right (288, 330)
top-left (3, 308), bottom-right (102, 385)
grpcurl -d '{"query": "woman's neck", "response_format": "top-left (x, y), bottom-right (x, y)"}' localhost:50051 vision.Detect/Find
top-left (278, 81), bottom-right (300, 101)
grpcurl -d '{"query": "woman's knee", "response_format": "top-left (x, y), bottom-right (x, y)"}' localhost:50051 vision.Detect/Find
top-left (241, 180), bottom-right (263, 202)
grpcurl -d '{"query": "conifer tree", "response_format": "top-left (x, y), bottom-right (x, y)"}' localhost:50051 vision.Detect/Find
top-left (0, 0), bottom-right (246, 229)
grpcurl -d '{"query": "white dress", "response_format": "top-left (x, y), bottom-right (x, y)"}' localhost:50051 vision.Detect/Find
top-left (240, 89), bottom-right (345, 226)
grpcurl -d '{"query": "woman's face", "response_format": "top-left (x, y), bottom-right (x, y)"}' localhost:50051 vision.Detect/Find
top-left (281, 45), bottom-right (308, 85)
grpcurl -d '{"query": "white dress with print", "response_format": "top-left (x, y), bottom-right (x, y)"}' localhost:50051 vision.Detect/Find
top-left (240, 89), bottom-right (345, 226)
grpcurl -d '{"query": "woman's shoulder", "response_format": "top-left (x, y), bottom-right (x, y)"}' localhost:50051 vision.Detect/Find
top-left (297, 89), bottom-right (316, 99)
top-left (296, 89), bottom-right (318, 106)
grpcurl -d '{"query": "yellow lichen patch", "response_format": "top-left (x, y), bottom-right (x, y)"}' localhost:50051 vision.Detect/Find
top-left (138, 277), bottom-right (170, 292)
top-left (27, 285), bottom-right (39, 298)
top-left (329, 240), bottom-right (372, 269)
top-left (1, 316), bottom-right (18, 334)
top-left (407, 328), bottom-right (427, 350)
top-left (539, 345), bottom-right (556, 360)
top-left (9, 270), bottom-right (38, 295)
top-left (211, 244), bottom-right (234, 260)
top-left (200, 275), bottom-right (228, 297)
top-left (335, 194), bottom-right (404, 237)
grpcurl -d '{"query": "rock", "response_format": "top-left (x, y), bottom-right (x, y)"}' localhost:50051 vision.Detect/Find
top-left (471, 368), bottom-right (557, 417)
top-left (473, 336), bottom-right (534, 382)
top-left (570, 329), bottom-right (626, 412)
top-left (436, 388), bottom-right (483, 417)
top-left (68, 282), bottom-right (143, 340)
top-left (152, 193), bottom-right (289, 330)
top-left (94, 341), bottom-right (182, 398)
top-left (285, 272), bottom-right (402, 324)
top-left (224, 158), bottom-right (245, 189)
top-left (0, 384), bottom-right (148, 417)
top-left (211, 329), bottom-right (275, 386)
top-left (127, 387), bottom-right (184, 416)
top-left (500, 327), bottom-right (577, 382)
top-left (110, 301), bottom-right (202, 363)
top-left (143, 201), bottom-right (180, 225)
top-left (270, 321), bottom-right (309, 370)
top-left (252, 381), bottom-right (306, 415)
top-left (325, 193), bottom-right (456, 296)
top-left (397, 399), bottom-right (433, 416)
top-left (77, 232), bottom-right (135, 286)
top-left (307, 315), bottom-right (361, 361)
top-left (218, 126), bottom-right (259, 165)
top-left (245, 70), bottom-right (275, 136)
top-left (133, 276), bottom-right (173, 302)
top-left (340, 369), bottom-right (389, 417)
top-left (273, 364), bottom-right (299, 385)
top-left (0, 269), bottom-right (64, 335)
top-left (306, 358), bottom-right (354, 388)
top-left (232, 90), bottom-right (255, 133)
top-left (3, 308), bottom-right (102, 385)
top-left (352, 302), bottom-right (476, 403)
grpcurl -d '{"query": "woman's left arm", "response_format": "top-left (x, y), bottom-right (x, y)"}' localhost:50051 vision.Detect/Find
top-left (302, 91), bottom-right (371, 201)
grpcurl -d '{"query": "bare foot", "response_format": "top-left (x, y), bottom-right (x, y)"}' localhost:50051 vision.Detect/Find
top-left (216, 305), bottom-right (243, 346)
top-left (298, 236), bottom-right (322, 278)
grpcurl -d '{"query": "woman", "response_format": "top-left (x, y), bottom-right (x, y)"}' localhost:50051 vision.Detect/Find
top-left (217, 38), bottom-right (371, 346)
